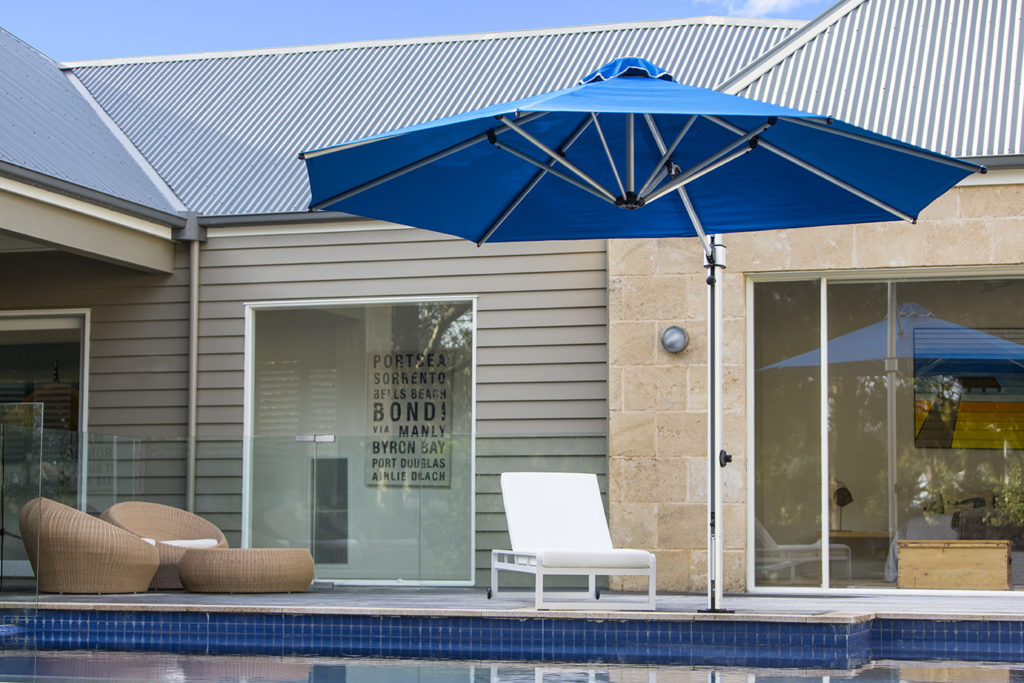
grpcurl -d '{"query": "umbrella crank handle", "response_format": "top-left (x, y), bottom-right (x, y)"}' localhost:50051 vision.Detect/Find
top-left (719, 449), bottom-right (733, 467)
top-left (703, 240), bottom-right (726, 285)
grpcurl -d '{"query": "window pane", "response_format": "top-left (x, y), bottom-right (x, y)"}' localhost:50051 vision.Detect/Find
top-left (250, 300), bottom-right (474, 583)
top-left (0, 317), bottom-right (84, 579)
top-left (827, 282), bottom-right (891, 586)
top-left (891, 280), bottom-right (1024, 589)
top-left (753, 281), bottom-right (822, 587)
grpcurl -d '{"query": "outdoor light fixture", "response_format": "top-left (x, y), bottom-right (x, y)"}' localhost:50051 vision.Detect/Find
top-left (661, 326), bottom-right (688, 353)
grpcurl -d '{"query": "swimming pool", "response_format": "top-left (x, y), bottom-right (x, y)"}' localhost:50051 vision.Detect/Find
top-left (0, 651), bottom-right (1022, 682)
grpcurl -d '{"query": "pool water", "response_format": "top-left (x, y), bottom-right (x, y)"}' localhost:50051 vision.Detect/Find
top-left (0, 652), bottom-right (1022, 682)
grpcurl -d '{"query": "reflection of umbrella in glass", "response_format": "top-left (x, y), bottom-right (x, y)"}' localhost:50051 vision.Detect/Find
top-left (759, 301), bottom-right (1024, 536)
top-left (760, 302), bottom-right (1024, 374)
top-left (299, 58), bottom-right (982, 609)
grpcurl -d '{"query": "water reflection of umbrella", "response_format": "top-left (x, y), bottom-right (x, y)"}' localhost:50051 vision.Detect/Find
top-left (299, 58), bottom-right (982, 610)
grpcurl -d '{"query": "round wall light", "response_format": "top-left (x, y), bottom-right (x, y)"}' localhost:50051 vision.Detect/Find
top-left (661, 325), bottom-right (688, 353)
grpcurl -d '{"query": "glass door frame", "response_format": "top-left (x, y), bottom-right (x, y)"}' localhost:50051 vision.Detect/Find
top-left (241, 296), bottom-right (478, 586)
top-left (0, 308), bottom-right (91, 501)
top-left (746, 266), bottom-right (1024, 594)
top-left (0, 308), bottom-right (90, 579)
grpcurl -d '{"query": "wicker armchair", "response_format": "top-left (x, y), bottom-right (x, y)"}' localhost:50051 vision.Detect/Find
top-left (18, 497), bottom-right (159, 594)
top-left (101, 501), bottom-right (228, 589)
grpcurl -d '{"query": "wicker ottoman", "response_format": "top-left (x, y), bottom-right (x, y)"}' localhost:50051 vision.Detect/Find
top-left (178, 548), bottom-right (314, 593)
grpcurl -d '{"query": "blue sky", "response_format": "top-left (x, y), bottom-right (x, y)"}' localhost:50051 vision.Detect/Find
top-left (4, 0), bottom-right (835, 62)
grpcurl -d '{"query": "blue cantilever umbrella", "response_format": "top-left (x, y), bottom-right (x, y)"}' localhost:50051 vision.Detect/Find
top-left (300, 57), bottom-right (984, 610)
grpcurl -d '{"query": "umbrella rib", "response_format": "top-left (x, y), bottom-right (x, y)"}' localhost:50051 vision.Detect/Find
top-left (706, 116), bottom-right (916, 223)
top-left (639, 114), bottom-right (696, 197)
top-left (497, 116), bottom-right (617, 202)
top-left (644, 143), bottom-right (758, 205)
top-left (591, 113), bottom-right (625, 197)
top-left (308, 112), bottom-right (547, 211)
top-left (487, 134), bottom-right (617, 205)
top-left (641, 119), bottom-right (774, 205)
top-left (625, 113), bottom-right (635, 196)
top-left (781, 117), bottom-right (985, 174)
top-left (678, 185), bottom-right (712, 258)
top-left (641, 115), bottom-right (672, 193)
top-left (645, 114), bottom-right (711, 257)
top-left (477, 115), bottom-right (595, 246)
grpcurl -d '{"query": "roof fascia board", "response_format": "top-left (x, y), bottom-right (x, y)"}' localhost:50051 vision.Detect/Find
top-left (717, 0), bottom-right (869, 93)
top-left (968, 155), bottom-right (1024, 171)
top-left (0, 161), bottom-right (184, 230)
top-left (63, 71), bottom-right (188, 213)
top-left (0, 184), bottom-right (175, 273)
top-left (62, 16), bottom-right (806, 68)
top-left (959, 166), bottom-right (1024, 187)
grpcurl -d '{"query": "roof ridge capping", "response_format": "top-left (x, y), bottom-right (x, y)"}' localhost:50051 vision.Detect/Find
top-left (61, 15), bottom-right (806, 69)
top-left (717, 0), bottom-right (867, 93)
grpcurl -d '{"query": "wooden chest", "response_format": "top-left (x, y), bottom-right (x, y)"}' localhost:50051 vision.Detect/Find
top-left (897, 539), bottom-right (1011, 590)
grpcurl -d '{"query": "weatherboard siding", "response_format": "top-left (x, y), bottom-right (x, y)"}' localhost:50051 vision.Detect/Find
top-left (198, 223), bottom-right (609, 433)
top-left (0, 249), bottom-right (190, 437)
top-left (0, 223), bottom-right (609, 573)
top-left (0, 248), bottom-right (191, 529)
top-left (198, 222), bottom-right (610, 564)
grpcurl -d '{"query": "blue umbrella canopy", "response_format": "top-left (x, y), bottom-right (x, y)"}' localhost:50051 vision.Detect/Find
top-left (299, 57), bottom-right (985, 609)
top-left (301, 57), bottom-right (981, 246)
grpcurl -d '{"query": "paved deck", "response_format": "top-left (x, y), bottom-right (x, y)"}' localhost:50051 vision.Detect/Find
top-left (4, 587), bottom-right (1024, 667)
top-left (4, 585), bottom-right (1024, 619)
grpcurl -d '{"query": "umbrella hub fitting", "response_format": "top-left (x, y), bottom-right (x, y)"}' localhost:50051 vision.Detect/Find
top-left (615, 192), bottom-right (645, 210)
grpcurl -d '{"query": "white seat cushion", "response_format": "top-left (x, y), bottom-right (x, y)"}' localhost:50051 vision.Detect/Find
top-left (159, 538), bottom-right (220, 549)
top-left (534, 548), bottom-right (654, 568)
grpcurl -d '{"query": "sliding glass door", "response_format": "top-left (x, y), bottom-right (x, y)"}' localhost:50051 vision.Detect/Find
top-left (754, 277), bottom-right (1024, 590)
top-left (246, 298), bottom-right (475, 584)
top-left (0, 311), bottom-right (87, 577)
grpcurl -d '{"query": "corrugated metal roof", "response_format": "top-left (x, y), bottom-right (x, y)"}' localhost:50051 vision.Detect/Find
top-left (0, 28), bottom-right (179, 213)
top-left (67, 18), bottom-right (802, 217)
top-left (721, 0), bottom-right (1024, 159)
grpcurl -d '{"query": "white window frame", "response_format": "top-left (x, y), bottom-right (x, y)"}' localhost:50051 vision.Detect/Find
top-left (747, 266), bottom-right (1024, 595)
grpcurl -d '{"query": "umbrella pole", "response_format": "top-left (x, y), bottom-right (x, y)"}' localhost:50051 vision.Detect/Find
top-left (701, 236), bottom-right (733, 613)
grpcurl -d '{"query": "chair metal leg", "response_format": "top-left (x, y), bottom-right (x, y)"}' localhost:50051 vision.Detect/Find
top-left (647, 556), bottom-right (657, 610)
top-left (535, 566), bottom-right (545, 609)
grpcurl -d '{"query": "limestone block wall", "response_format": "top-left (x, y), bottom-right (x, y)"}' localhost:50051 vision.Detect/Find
top-left (607, 180), bottom-right (1024, 593)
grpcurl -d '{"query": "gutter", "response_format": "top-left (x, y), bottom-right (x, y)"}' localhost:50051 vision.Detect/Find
top-left (197, 210), bottom-right (356, 227)
top-left (967, 155), bottom-right (1024, 170)
top-left (0, 160), bottom-right (185, 228)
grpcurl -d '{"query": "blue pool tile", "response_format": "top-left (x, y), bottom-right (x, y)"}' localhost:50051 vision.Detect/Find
top-left (3, 607), bottom-right (1024, 669)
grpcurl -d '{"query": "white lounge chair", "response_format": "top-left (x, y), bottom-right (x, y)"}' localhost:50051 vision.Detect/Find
top-left (490, 472), bottom-right (656, 610)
